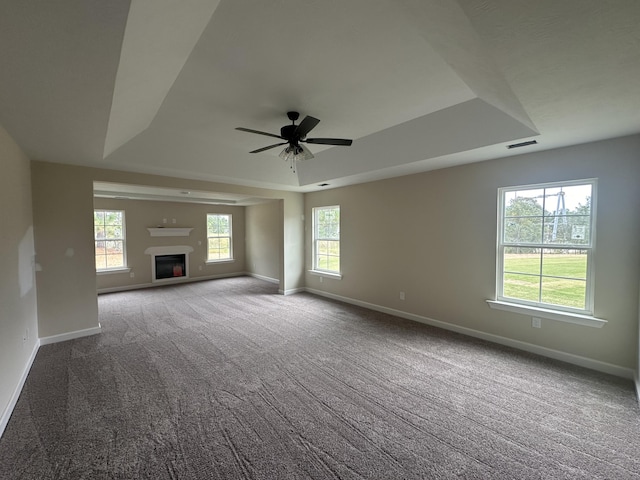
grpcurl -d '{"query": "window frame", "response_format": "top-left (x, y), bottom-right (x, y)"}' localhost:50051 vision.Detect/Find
top-left (206, 213), bottom-right (233, 262)
top-left (496, 178), bottom-right (597, 316)
top-left (312, 205), bottom-right (341, 275)
top-left (94, 209), bottom-right (127, 272)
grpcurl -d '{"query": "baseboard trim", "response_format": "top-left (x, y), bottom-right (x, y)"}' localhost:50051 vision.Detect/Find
top-left (280, 287), bottom-right (305, 296)
top-left (97, 272), bottom-right (246, 294)
top-left (0, 339), bottom-right (40, 439)
top-left (246, 272), bottom-right (279, 284)
top-left (635, 373), bottom-right (640, 407)
top-left (306, 288), bottom-right (635, 380)
top-left (39, 324), bottom-right (102, 346)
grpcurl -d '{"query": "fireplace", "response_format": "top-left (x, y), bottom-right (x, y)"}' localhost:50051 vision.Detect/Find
top-left (144, 245), bottom-right (194, 284)
top-left (155, 254), bottom-right (186, 280)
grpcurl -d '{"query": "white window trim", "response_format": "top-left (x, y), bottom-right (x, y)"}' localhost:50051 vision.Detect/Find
top-left (205, 259), bottom-right (236, 265)
top-left (94, 209), bottom-right (127, 272)
top-left (308, 269), bottom-right (342, 279)
top-left (97, 267), bottom-right (131, 275)
top-left (486, 300), bottom-right (606, 328)
top-left (206, 213), bottom-right (233, 262)
top-left (493, 178), bottom-right (598, 321)
top-left (312, 205), bottom-right (341, 275)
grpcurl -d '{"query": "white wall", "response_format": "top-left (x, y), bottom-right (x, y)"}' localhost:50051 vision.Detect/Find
top-left (305, 135), bottom-right (640, 371)
top-left (0, 126), bottom-right (39, 436)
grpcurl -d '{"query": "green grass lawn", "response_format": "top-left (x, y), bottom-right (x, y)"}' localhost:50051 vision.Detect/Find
top-left (503, 253), bottom-right (587, 308)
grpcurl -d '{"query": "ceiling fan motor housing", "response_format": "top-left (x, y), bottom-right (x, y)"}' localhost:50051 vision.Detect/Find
top-left (281, 124), bottom-right (298, 141)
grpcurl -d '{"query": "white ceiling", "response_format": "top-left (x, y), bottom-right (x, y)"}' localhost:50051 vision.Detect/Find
top-left (1, 0), bottom-right (639, 194)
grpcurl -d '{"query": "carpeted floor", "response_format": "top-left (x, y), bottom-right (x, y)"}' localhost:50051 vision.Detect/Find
top-left (1, 276), bottom-right (639, 479)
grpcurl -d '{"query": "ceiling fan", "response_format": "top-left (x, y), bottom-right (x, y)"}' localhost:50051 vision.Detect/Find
top-left (236, 111), bottom-right (352, 171)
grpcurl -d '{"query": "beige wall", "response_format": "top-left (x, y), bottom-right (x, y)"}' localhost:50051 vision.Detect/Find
top-left (305, 135), bottom-right (640, 369)
top-left (30, 161), bottom-right (304, 338)
top-left (0, 126), bottom-right (39, 428)
top-left (246, 201), bottom-right (281, 282)
top-left (94, 198), bottom-right (246, 290)
top-left (31, 162), bottom-right (100, 338)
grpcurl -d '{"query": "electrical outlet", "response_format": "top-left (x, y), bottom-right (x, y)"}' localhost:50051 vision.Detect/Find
top-left (399, 291), bottom-right (405, 300)
top-left (532, 317), bottom-right (542, 328)
top-left (130, 272), bottom-right (135, 278)
top-left (319, 276), bottom-right (323, 283)
top-left (199, 265), bottom-right (203, 271)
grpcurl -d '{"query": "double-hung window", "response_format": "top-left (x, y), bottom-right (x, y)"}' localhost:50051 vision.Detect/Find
top-left (497, 179), bottom-right (596, 314)
top-left (94, 210), bottom-right (126, 271)
top-left (313, 205), bottom-right (340, 274)
top-left (207, 213), bottom-right (232, 261)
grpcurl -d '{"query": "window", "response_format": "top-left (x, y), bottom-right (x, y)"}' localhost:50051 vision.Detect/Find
top-left (497, 179), bottom-right (596, 313)
top-left (94, 210), bottom-right (126, 270)
top-left (313, 205), bottom-right (340, 274)
top-left (207, 213), bottom-right (232, 261)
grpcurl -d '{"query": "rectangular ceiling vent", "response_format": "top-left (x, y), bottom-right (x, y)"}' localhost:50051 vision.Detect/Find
top-left (507, 140), bottom-right (538, 149)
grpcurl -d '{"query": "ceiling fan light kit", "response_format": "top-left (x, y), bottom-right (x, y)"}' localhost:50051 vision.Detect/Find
top-left (279, 143), bottom-right (314, 172)
top-left (236, 111), bottom-right (353, 173)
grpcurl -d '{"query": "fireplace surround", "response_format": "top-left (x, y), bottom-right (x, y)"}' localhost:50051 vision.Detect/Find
top-left (144, 246), bottom-right (194, 283)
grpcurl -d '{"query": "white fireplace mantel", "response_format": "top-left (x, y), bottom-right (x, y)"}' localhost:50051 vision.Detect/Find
top-left (147, 227), bottom-right (193, 237)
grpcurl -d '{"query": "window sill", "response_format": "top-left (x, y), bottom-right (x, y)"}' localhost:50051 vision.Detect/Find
top-left (205, 259), bottom-right (235, 265)
top-left (97, 267), bottom-right (131, 275)
top-left (309, 270), bottom-right (342, 280)
top-left (486, 300), bottom-right (607, 328)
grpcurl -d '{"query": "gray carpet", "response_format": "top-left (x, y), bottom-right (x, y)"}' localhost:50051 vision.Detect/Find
top-left (1, 276), bottom-right (639, 479)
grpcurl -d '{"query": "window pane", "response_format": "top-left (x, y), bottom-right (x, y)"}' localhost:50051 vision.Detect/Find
top-left (503, 248), bottom-right (541, 275)
top-left (327, 256), bottom-right (340, 272)
top-left (95, 255), bottom-right (106, 270)
top-left (105, 225), bottom-right (122, 239)
top-left (104, 211), bottom-right (122, 225)
top-left (316, 255), bottom-right (339, 272)
top-left (106, 240), bottom-right (123, 253)
top-left (503, 273), bottom-right (540, 302)
top-left (317, 240), bottom-right (329, 255)
top-left (504, 217), bottom-right (543, 244)
top-left (541, 251), bottom-right (587, 279)
top-left (541, 277), bottom-right (586, 309)
top-left (326, 241), bottom-right (340, 256)
top-left (504, 190), bottom-right (544, 217)
top-left (106, 254), bottom-right (123, 268)
top-left (543, 215), bottom-right (590, 245)
top-left (218, 238), bottom-right (230, 258)
top-left (94, 211), bottom-right (105, 224)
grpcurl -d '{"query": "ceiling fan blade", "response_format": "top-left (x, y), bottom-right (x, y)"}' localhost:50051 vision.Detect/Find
top-left (304, 138), bottom-right (353, 146)
top-left (295, 116), bottom-right (320, 138)
top-left (236, 127), bottom-right (284, 140)
top-left (249, 142), bottom-right (287, 154)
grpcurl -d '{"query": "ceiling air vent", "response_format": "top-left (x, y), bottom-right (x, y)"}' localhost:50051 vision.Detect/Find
top-left (507, 140), bottom-right (538, 149)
